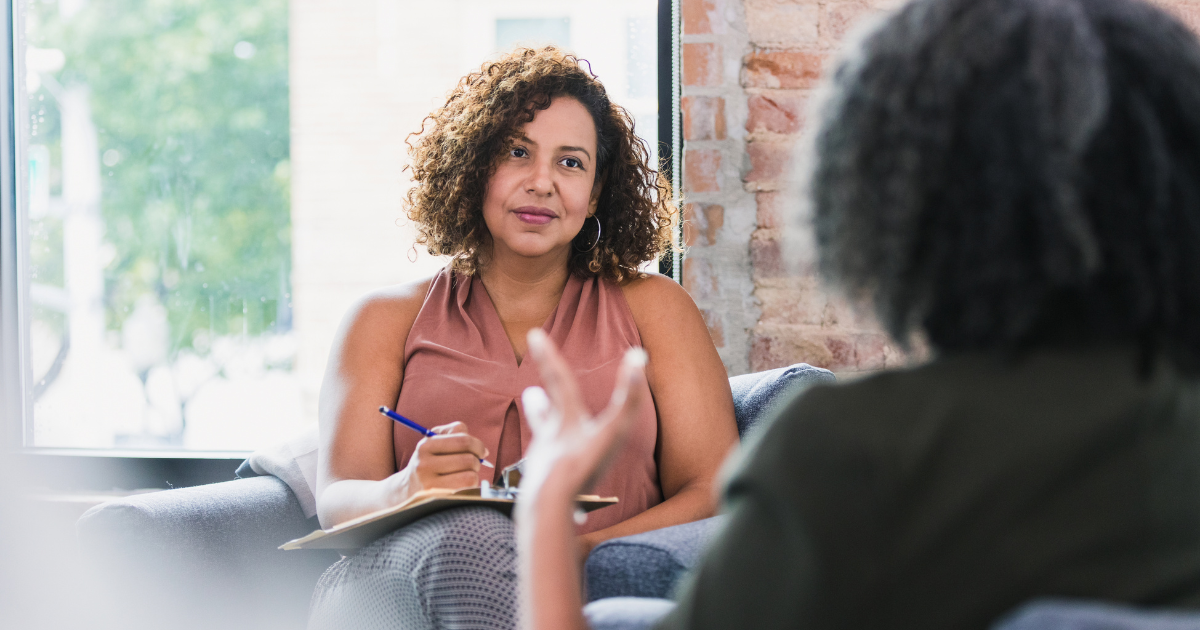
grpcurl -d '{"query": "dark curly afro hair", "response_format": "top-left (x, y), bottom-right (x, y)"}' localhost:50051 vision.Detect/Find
top-left (809, 0), bottom-right (1200, 373)
top-left (403, 46), bottom-right (675, 283)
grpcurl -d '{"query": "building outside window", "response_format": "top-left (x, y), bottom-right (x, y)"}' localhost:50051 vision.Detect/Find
top-left (13, 0), bottom-right (661, 454)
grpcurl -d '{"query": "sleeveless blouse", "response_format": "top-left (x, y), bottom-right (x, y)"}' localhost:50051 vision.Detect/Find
top-left (394, 267), bottom-right (662, 534)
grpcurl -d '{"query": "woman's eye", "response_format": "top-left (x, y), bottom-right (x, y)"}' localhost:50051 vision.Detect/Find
top-left (561, 157), bottom-right (582, 169)
top-left (511, 147), bottom-right (528, 158)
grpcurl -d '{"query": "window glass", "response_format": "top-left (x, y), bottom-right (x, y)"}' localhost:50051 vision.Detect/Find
top-left (496, 18), bottom-right (571, 51)
top-left (16, 0), bottom-right (659, 453)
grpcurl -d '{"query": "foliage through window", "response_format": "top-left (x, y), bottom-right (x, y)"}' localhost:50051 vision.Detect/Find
top-left (15, 0), bottom-right (660, 453)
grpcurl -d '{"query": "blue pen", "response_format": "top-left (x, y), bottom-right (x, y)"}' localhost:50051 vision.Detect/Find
top-left (379, 406), bottom-right (495, 469)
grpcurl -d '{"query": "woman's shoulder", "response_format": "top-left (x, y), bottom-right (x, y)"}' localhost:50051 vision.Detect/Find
top-left (613, 271), bottom-right (717, 357)
top-left (616, 271), bottom-right (697, 321)
top-left (334, 273), bottom-right (440, 352)
top-left (352, 274), bottom-right (437, 320)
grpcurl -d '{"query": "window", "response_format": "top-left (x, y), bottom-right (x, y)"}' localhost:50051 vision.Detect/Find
top-left (17, 0), bottom-right (293, 453)
top-left (496, 18), bottom-right (571, 51)
top-left (3, 0), bottom-right (677, 485)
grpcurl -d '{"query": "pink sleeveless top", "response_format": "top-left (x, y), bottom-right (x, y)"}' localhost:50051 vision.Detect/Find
top-left (394, 267), bottom-right (662, 534)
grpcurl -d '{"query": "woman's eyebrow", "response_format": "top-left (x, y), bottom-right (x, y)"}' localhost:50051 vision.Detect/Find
top-left (559, 145), bottom-right (592, 160)
top-left (516, 135), bottom-right (593, 161)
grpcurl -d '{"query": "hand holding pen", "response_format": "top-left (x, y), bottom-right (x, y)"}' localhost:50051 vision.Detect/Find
top-left (380, 406), bottom-right (495, 469)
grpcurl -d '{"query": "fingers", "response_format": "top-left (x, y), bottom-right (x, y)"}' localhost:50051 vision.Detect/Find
top-left (522, 386), bottom-right (554, 435)
top-left (526, 329), bottom-right (586, 425)
top-left (586, 348), bottom-right (648, 469)
top-left (418, 431), bottom-right (488, 460)
top-left (422, 471), bottom-right (479, 491)
top-left (420, 452), bottom-right (481, 475)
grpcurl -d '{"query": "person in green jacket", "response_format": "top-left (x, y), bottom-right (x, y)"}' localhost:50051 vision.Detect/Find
top-left (515, 0), bottom-right (1200, 628)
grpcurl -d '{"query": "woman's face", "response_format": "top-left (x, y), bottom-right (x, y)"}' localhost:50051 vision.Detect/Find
top-left (482, 96), bottom-right (600, 266)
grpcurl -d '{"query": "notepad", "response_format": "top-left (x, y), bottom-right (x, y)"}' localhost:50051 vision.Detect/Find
top-left (280, 487), bottom-right (618, 550)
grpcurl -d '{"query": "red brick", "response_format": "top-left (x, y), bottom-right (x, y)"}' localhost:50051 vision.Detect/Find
top-left (855, 332), bottom-right (890, 371)
top-left (751, 236), bottom-right (785, 278)
top-left (746, 0), bottom-right (819, 46)
top-left (683, 203), bottom-right (699, 247)
top-left (684, 202), bottom-right (725, 246)
top-left (700, 309), bottom-right (726, 348)
top-left (684, 148), bottom-right (721, 193)
top-left (824, 294), bottom-right (880, 329)
top-left (820, 3), bottom-right (875, 42)
top-left (750, 328), bottom-right (835, 371)
top-left (747, 92), bottom-right (808, 136)
top-left (745, 141), bottom-right (792, 188)
top-left (682, 96), bottom-right (727, 141)
top-left (683, 0), bottom-right (716, 35)
top-left (756, 191), bottom-right (783, 229)
top-left (825, 333), bottom-right (856, 370)
top-left (682, 257), bottom-right (718, 302)
top-left (756, 282), bottom-right (827, 326)
top-left (742, 50), bottom-right (826, 89)
top-left (683, 43), bottom-right (723, 87)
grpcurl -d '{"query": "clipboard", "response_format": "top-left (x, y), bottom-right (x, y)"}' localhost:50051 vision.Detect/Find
top-left (280, 486), bottom-right (617, 550)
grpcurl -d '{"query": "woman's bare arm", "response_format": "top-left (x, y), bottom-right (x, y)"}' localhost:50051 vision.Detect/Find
top-left (315, 278), bottom-right (489, 529)
top-left (574, 274), bottom-right (738, 553)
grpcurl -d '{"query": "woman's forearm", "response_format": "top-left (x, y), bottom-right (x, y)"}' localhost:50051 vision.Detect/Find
top-left (316, 474), bottom-right (407, 529)
top-left (580, 479), bottom-right (717, 553)
top-left (516, 487), bottom-right (592, 630)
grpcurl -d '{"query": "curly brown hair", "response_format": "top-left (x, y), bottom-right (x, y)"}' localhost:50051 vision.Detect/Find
top-left (403, 46), bottom-right (675, 282)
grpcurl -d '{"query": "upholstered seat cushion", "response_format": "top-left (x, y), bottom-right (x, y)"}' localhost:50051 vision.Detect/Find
top-left (585, 597), bottom-right (677, 630)
top-left (729, 363), bottom-right (835, 438)
top-left (993, 599), bottom-right (1200, 630)
top-left (586, 516), bottom-right (726, 602)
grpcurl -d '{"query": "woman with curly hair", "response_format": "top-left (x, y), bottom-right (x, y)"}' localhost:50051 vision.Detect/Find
top-left (308, 47), bottom-right (737, 630)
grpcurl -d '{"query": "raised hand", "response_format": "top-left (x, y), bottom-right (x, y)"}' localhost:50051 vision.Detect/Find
top-left (515, 328), bottom-right (650, 630)
top-left (519, 329), bottom-right (649, 503)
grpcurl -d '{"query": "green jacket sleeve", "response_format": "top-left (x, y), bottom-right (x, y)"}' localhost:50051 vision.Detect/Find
top-left (654, 383), bottom-right (893, 630)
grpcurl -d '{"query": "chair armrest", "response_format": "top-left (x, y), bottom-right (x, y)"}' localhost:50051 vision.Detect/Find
top-left (730, 363), bottom-right (835, 438)
top-left (77, 476), bottom-right (338, 630)
top-left (78, 475), bottom-right (314, 555)
top-left (585, 516), bottom-right (725, 602)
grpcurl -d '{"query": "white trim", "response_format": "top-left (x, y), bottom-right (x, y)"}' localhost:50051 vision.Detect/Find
top-left (670, 0), bottom-right (682, 284)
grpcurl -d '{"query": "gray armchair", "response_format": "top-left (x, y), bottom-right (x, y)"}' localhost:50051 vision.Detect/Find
top-left (76, 364), bottom-right (834, 629)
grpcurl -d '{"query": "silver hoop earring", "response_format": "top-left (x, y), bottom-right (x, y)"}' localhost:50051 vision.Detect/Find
top-left (575, 215), bottom-right (601, 252)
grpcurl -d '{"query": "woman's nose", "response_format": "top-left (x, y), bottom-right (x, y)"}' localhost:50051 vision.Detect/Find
top-left (526, 160), bottom-right (553, 195)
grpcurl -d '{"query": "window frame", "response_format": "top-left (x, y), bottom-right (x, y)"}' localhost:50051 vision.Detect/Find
top-left (1, 0), bottom-right (681, 492)
top-left (657, 0), bottom-right (682, 281)
top-left (3, 0), bottom-right (23, 457)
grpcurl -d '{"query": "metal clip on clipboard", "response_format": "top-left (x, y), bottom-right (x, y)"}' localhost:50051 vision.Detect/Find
top-left (480, 458), bottom-right (524, 499)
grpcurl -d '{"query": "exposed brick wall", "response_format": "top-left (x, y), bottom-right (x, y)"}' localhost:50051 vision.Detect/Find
top-left (683, 0), bottom-right (1200, 376)
top-left (679, 0), bottom-right (761, 376)
top-left (682, 0), bottom-right (903, 375)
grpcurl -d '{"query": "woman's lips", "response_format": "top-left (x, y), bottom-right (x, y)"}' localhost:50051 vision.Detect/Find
top-left (513, 206), bottom-right (557, 225)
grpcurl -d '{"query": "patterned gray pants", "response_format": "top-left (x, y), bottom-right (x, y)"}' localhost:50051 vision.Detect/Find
top-left (308, 507), bottom-right (517, 630)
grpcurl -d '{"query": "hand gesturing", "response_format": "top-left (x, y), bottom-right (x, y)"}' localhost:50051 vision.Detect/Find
top-left (518, 329), bottom-right (648, 503)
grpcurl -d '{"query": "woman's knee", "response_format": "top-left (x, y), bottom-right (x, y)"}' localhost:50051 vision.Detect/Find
top-left (419, 506), bottom-right (516, 558)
